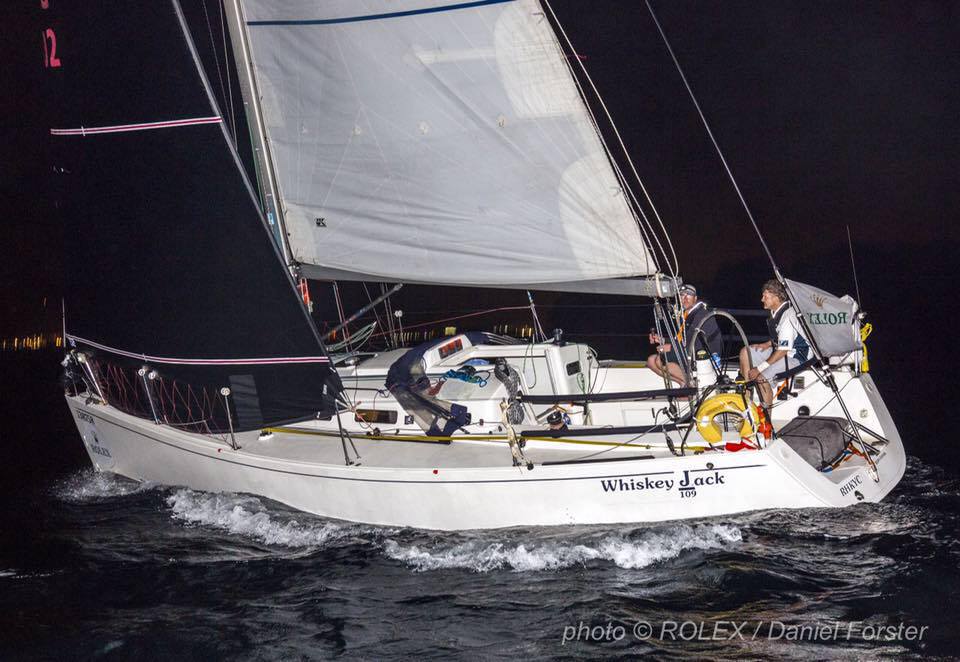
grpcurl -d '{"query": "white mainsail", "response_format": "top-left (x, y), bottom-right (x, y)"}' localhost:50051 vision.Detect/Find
top-left (233, 0), bottom-right (660, 291)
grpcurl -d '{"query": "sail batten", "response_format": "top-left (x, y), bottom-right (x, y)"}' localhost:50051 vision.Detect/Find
top-left (239, 0), bottom-right (658, 290)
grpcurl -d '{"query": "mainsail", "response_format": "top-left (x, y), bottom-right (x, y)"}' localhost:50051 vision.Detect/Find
top-left (48, 2), bottom-right (342, 431)
top-left (230, 0), bottom-right (662, 293)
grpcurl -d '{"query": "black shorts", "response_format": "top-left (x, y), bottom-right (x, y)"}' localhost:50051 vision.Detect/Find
top-left (656, 347), bottom-right (682, 365)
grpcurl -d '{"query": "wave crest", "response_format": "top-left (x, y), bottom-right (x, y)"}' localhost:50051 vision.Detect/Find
top-left (166, 489), bottom-right (358, 549)
top-left (384, 524), bottom-right (742, 572)
top-left (56, 470), bottom-right (148, 502)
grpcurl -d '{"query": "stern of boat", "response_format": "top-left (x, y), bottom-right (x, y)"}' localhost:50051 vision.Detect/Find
top-left (766, 372), bottom-right (906, 507)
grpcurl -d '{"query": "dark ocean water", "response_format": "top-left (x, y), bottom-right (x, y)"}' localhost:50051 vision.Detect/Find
top-left (2, 352), bottom-right (959, 660)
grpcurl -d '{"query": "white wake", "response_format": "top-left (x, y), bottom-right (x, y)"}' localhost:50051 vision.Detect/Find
top-left (383, 524), bottom-right (742, 572)
top-left (166, 489), bottom-right (365, 549)
top-left (56, 469), bottom-right (149, 502)
top-left (161, 488), bottom-right (741, 571)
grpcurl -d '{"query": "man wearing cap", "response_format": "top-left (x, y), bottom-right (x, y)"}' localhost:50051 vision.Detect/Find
top-left (647, 284), bottom-right (723, 386)
top-left (739, 279), bottom-right (810, 405)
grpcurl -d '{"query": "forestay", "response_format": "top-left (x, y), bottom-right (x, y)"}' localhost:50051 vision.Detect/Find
top-left (237, 0), bottom-right (657, 290)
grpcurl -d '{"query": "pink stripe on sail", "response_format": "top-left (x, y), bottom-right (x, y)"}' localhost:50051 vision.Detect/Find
top-left (66, 335), bottom-right (331, 366)
top-left (50, 116), bottom-right (222, 136)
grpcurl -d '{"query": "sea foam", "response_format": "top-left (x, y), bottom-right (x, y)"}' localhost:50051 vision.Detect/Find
top-left (383, 524), bottom-right (742, 572)
top-left (56, 469), bottom-right (149, 502)
top-left (66, 475), bottom-right (743, 572)
top-left (164, 487), bottom-right (741, 571)
top-left (165, 489), bottom-right (359, 549)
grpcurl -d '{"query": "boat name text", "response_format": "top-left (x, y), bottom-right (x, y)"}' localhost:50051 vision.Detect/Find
top-left (600, 470), bottom-right (726, 497)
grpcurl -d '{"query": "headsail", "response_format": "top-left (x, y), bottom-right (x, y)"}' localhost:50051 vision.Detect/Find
top-left (48, 2), bottom-right (342, 432)
top-left (232, 0), bottom-right (661, 293)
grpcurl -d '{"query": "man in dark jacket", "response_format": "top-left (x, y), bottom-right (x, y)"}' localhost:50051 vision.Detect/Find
top-left (647, 284), bottom-right (723, 386)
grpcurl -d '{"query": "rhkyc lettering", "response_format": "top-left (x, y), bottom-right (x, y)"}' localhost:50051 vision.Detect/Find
top-left (601, 470), bottom-right (726, 494)
top-left (840, 474), bottom-right (863, 496)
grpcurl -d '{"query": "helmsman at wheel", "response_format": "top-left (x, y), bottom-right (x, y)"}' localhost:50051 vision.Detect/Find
top-left (647, 284), bottom-right (722, 386)
top-left (739, 279), bottom-right (810, 405)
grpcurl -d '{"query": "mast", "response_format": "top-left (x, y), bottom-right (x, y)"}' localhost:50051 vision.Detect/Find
top-left (222, 0), bottom-right (293, 266)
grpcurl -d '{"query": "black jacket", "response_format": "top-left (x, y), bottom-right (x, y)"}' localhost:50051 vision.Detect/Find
top-left (682, 301), bottom-right (723, 358)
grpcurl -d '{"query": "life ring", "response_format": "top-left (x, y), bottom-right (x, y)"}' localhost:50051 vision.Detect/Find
top-left (694, 393), bottom-right (758, 443)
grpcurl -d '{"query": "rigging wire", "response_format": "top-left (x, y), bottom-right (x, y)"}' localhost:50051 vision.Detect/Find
top-left (557, 65), bottom-right (663, 277)
top-left (643, 0), bottom-right (878, 474)
top-left (362, 303), bottom-right (657, 314)
top-left (217, 0), bottom-right (237, 142)
top-left (368, 305), bottom-right (532, 339)
top-left (641, 3), bottom-right (872, 453)
top-left (544, 2), bottom-right (665, 276)
top-left (331, 281), bottom-right (350, 349)
top-left (381, 283), bottom-right (399, 348)
top-left (543, 0), bottom-right (680, 278)
top-left (846, 224), bottom-right (863, 307)
top-left (362, 282), bottom-right (386, 340)
top-left (644, 0), bottom-right (778, 274)
top-left (526, 291), bottom-right (547, 342)
top-left (201, 0), bottom-right (233, 143)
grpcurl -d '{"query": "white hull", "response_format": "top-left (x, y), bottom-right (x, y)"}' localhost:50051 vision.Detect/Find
top-left (66, 372), bottom-right (905, 530)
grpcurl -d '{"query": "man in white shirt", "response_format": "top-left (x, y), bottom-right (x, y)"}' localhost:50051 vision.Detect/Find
top-left (739, 279), bottom-right (811, 405)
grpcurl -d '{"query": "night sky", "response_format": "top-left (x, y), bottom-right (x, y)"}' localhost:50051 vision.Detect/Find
top-left (555, 1), bottom-right (959, 287)
top-left (3, 1), bottom-right (957, 335)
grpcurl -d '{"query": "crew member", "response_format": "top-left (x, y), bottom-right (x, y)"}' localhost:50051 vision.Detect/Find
top-left (647, 284), bottom-right (723, 386)
top-left (739, 279), bottom-right (810, 405)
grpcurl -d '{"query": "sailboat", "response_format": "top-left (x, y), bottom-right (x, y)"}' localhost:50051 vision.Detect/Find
top-left (49, 0), bottom-right (904, 530)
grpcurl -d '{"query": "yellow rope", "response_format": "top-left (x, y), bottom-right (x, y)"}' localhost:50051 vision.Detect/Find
top-left (859, 322), bottom-right (873, 372)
